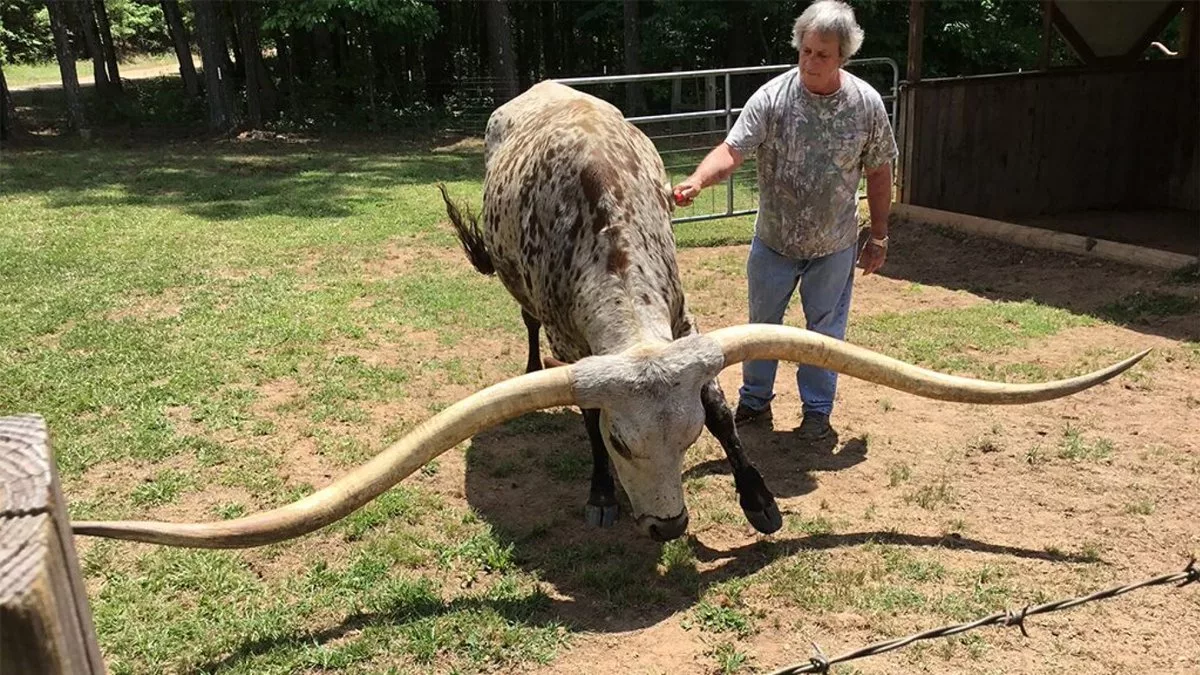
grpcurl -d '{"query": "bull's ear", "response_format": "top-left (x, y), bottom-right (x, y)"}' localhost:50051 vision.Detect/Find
top-left (542, 356), bottom-right (569, 369)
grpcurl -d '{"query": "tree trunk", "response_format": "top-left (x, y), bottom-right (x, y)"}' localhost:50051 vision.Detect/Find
top-left (192, 0), bottom-right (236, 131)
top-left (44, 0), bottom-right (88, 135)
top-left (273, 31), bottom-right (300, 119)
top-left (540, 1), bottom-right (559, 77)
top-left (233, 1), bottom-right (270, 127)
top-left (423, 0), bottom-right (450, 106)
top-left (224, 1), bottom-right (243, 79)
top-left (623, 0), bottom-right (643, 114)
top-left (515, 0), bottom-right (532, 90)
top-left (92, 0), bottom-right (121, 90)
top-left (485, 0), bottom-right (519, 102)
top-left (364, 28), bottom-right (378, 131)
top-left (313, 24), bottom-right (333, 71)
top-left (161, 0), bottom-right (200, 97)
top-left (293, 29), bottom-right (313, 79)
top-left (561, 1), bottom-right (575, 75)
top-left (70, 0), bottom-right (110, 95)
top-left (1, 63), bottom-right (23, 141)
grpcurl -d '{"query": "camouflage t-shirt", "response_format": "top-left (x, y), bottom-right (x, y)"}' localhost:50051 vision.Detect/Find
top-left (726, 68), bottom-right (898, 260)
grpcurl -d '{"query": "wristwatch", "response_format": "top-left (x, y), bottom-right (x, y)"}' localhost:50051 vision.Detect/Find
top-left (868, 235), bottom-right (889, 248)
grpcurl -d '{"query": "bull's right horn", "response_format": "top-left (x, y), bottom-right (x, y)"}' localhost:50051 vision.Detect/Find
top-left (72, 367), bottom-right (576, 548)
top-left (708, 324), bottom-right (1148, 404)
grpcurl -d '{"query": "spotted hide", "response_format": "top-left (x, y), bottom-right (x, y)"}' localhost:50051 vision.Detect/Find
top-left (482, 81), bottom-right (697, 361)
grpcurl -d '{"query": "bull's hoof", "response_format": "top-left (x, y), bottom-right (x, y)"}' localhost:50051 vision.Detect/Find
top-left (734, 466), bottom-right (782, 534)
top-left (585, 502), bottom-right (618, 528)
top-left (742, 499), bottom-right (783, 534)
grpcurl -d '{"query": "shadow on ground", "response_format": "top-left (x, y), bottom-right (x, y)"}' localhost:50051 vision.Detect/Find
top-left (1, 136), bottom-right (484, 224)
top-left (453, 410), bottom-right (1091, 634)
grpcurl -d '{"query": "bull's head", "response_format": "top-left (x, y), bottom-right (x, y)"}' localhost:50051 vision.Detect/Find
top-left (73, 326), bottom-right (1147, 548)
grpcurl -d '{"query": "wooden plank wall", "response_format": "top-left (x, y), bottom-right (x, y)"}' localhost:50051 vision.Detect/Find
top-left (899, 61), bottom-right (1199, 219)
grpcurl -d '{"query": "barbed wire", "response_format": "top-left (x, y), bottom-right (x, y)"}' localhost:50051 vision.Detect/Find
top-left (767, 558), bottom-right (1198, 675)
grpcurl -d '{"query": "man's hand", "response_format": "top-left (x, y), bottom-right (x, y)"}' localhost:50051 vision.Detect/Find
top-left (673, 178), bottom-right (702, 207)
top-left (673, 144), bottom-right (744, 208)
top-left (859, 240), bottom-right (887, 275)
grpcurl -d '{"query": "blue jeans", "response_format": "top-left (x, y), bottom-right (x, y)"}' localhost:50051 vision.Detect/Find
top-left (738, 236), bottom-right (857, 417)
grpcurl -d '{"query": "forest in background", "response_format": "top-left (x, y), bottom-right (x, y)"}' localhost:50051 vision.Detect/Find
top-left (0, 1), bottom-right (1178, 139)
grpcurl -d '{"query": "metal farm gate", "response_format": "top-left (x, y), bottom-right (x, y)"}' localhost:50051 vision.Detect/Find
top-left (555, 58), bottom-right (900, 225)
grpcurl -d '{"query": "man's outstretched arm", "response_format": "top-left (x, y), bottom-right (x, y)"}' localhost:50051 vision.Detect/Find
top-left (673, 143), bottom-right (745, 206)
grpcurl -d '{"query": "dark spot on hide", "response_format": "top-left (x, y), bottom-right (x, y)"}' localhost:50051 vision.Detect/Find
top-left (592, 204), bottom-right (610, 234)
top-left (607, 244), bottom-right (630, 275)
top-left (580, 164), bottom-right (607, 212)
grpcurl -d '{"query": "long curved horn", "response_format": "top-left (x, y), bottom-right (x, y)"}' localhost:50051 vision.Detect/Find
top-left (708, 324), bottom-right (1148, 404)
top-left (72, 368), bottom-right (576, 548)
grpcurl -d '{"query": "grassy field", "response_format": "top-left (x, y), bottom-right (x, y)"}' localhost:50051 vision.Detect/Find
top-left (2, 135), bottom-right (1198, 674)
top-left (5, 53), bottom-right (185, 88)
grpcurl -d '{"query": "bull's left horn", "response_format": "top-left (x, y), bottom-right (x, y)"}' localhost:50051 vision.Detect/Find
top-left (708, 324), bottom-right (1148, 404)
top-left (72, 368), bottom-right (576, 548)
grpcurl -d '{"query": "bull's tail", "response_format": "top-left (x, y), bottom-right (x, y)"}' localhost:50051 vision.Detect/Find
top-left (437, 183), bottom-right (494, 275)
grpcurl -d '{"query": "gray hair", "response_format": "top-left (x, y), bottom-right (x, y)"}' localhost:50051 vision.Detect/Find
top-left (791, 0), bottom-right (865, 62)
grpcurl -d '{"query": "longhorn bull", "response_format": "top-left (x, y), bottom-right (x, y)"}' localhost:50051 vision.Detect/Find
top-left (73, 82), bottom-right (1147, 547)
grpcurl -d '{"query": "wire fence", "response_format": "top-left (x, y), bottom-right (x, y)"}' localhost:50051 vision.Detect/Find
top-left (766, 559), bottom-right (1198, 674)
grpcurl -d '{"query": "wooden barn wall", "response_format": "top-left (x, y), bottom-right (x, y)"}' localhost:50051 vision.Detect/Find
top-left (899, 62), bottom-right (1199, 219)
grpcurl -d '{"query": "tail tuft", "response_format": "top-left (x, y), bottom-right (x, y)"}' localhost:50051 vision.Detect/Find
top-left (437, 183), bottom-right (494, 275)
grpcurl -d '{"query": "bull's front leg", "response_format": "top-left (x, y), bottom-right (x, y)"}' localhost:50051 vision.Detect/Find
top-left (700, 379), bottom-right (782, 534)
top-left (582, 408), bottom-right (618, 527)
top-left (521, 310), bottom-right (543, 374)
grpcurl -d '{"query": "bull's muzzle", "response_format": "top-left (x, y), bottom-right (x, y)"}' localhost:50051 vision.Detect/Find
top-left (638, 509), bottom-right (690, 542)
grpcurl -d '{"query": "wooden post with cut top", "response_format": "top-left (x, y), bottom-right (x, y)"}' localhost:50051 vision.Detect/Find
top-left (0, 414), bottom-right (105, 674)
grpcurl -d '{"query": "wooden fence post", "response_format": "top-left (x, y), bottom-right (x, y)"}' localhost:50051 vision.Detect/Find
top-left (0, 414), bottom-right (105, 674)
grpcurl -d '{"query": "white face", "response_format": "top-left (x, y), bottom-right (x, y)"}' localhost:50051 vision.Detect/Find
top-left (599, 397), bottom-right (706, 537)
top-left (568, 334), bottom-right (726, 541)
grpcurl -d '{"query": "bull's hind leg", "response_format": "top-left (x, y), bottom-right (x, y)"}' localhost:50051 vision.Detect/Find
top-left (582, 408), bottom-right (618, 527)
top-left (701, 379), bottom-right (782, 534)
top-left (521, 310), bottom-right (543, 374)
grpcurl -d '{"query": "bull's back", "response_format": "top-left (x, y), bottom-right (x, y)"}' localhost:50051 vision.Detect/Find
top-left (482, 83), bottom-right (686, 361)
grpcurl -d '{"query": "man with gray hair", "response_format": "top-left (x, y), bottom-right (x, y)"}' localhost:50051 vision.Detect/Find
top-left (674, 0), bottom-right (897, 441)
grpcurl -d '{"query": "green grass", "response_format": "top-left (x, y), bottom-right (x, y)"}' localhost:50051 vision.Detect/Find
top-left (129, 468), bottom-right (195, 506)
top-left (763, 547), bottom-right (1016, 622)
top-left (5, 53), bottom-right (185, 88)
top-left (1057, 425), bottom-right (1115, 462)
top-left (0, 142), bottom-right (491, 477)
top-left (711, 641), bottom-right (751, 673)
top-left (1097, 291), bottom-right (1200, 324)
top-left (92, 547), bottom-right (564, 675)
top-left (0, 139), bottom-right (573, 673)
top-left (850, 300), bottom-right (1095, 377)
top-left (905, 477), bottom-right (957, 510)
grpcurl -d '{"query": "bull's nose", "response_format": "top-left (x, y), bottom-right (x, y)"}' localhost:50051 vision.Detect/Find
top-left (645, 510), bottom-right (689, 542)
